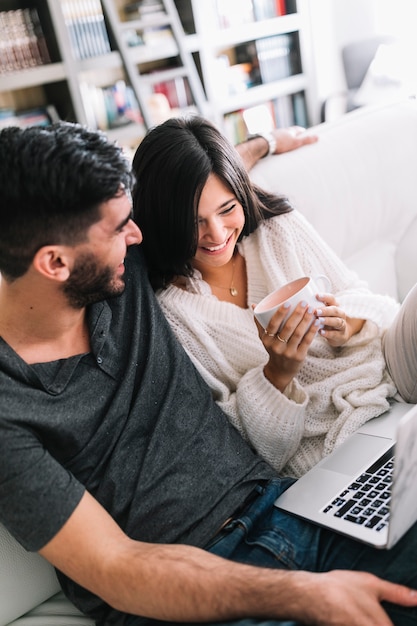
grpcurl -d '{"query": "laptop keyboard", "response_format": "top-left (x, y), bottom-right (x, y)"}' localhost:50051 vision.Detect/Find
top-left (322, 446), bottom-right (395, 532)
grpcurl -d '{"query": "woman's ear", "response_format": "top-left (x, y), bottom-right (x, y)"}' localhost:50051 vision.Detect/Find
top-left (32, 246), bottom-right (72, 282)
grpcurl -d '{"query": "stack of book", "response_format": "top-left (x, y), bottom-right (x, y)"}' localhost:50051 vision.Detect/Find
top-left (256, 34), bottom-right (293, 84)
top-left (61, 0), bottom-right (111, 60)
top-left (0, 8), bottom-right (51, 74)
top-left (80, 79), bottom-right (143, 131)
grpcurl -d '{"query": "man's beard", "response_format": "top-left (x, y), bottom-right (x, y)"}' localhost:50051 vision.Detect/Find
top-left (63, 252), bottom-right (125, 309)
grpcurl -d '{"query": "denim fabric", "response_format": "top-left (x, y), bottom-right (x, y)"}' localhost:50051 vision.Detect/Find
top-left (124, 478), bottom-right (417, 626)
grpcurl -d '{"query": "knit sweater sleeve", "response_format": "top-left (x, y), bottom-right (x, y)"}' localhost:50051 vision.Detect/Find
top-left (245, 211), bottom-right (400, 330)
top-left (157, 286), bottom-right (308, 471)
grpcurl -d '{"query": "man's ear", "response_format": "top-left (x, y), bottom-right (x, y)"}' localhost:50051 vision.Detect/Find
top-left (32, 246), bottom-right (72, 282)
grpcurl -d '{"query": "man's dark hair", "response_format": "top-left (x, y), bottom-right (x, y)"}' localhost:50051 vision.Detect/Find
top-left (0, 122), bottom-right (133, 280)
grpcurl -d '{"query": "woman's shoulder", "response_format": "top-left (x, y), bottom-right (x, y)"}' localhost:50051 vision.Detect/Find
top-left (246, 209), bottom-right (304, 242)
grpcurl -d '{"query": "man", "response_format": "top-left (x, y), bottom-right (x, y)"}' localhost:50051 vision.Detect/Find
top-left (0, 122), bottom-right (416, 626)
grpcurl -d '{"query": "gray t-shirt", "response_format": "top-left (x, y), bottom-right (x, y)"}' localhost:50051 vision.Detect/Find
top-left (0, 246), bottom-right (274, 624)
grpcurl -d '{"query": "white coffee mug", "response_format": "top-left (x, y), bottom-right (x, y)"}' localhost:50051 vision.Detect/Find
top-left (253, 275), bottom-right (331, 330)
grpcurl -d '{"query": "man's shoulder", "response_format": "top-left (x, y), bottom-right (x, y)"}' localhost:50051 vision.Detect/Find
top-left (125, 244), bottom-right (147, 274)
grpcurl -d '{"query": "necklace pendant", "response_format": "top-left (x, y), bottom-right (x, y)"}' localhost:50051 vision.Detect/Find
top-left (230, 287), bottom-right (238, 297)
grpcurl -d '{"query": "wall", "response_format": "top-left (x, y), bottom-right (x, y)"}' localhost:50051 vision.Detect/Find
top-left (308, 0), bottom-right (416, 117)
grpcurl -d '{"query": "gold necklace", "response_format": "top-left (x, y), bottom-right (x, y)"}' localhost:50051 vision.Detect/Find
top-left (208, 256), bottom-right (238, 297)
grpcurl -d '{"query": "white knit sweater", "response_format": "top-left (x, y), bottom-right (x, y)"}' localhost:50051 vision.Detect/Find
top-left (157, 211), bottom-right (399, 477)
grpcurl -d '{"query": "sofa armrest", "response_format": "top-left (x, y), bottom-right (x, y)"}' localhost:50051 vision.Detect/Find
top-left (0, 524), bottom-right (60, 626)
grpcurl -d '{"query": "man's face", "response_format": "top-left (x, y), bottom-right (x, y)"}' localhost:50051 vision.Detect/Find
top-left (63, 191), bottom-right (142, 309)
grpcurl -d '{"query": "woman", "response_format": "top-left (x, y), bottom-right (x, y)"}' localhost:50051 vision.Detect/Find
top-left (132, 116), bottom-right (404, 478)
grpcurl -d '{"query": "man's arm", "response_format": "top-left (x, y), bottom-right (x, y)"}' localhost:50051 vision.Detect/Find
top-left (236, 125), bottom-right (318, 171)
top-left (40, 491), bottom-right (417, 625)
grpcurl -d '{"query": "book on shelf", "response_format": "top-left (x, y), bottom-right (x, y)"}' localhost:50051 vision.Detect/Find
top-left (285, 0), bottom-right (298, 14)
top-left (153, 76), bottom-right (193, 110)
top-left (275, 0), bottom-right (287, 16)
top-left (273, 94), bottom-right (295, 127)
top-left (252, 0), bottom-right (277, 20)
top-left (0, 8), bottom-right (51, 74)
top-left (0, 104), bottom-right (59, 129)
top-left (256, 34), bottom-right (292, 84)
top-left (223, 110), bottom-right (249, 145)
top-left (61, 0), bottom-right (111, 61)
top-left (292, 91), bottom-right (308, 127)
top-left (216, 0), bottom-right (287, 26)
top-left (233, 41), bottom-right (262, 89)
top-left (252, 0), bottom-right (287, 19)
top-left (80, 80), bottom-right (143, 131)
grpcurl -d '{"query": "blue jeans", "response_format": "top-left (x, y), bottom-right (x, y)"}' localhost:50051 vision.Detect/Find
top-left (124, 478), bottom-right (417, 626)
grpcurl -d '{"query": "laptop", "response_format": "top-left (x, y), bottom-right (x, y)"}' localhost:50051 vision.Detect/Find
top-left (275, 401), bottom-right (417, 549)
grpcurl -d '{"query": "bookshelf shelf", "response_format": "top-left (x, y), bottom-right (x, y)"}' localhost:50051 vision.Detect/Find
top-left (77, 51), bottom-right (122, 73)
top-left (128, 40), bottom-right (179, 64)
top-left (0, 63), bottom-right (66, 91)
top-left (217, 74), bottom-right (307, 115)
top-left (116, 14), bottom-right (172, 30)
top-left (207, 14), bottom-right (300, 50)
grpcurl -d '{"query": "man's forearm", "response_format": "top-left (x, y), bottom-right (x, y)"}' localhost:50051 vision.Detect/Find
top-left (102, 541), bottom-right (306, 622)
top-left (40, 490), bottom-right (417, 625)
top-left (236, 135), bottom-right (270, 171)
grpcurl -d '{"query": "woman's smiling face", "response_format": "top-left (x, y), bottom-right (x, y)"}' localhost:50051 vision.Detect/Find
top-left (192, 173), bottom-right (245, 272)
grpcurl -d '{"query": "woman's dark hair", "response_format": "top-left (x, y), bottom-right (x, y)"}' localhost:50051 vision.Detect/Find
top-left (132, 116), bottom-right (292, 290)
top-left (0, 122), bottom-right (133, 280)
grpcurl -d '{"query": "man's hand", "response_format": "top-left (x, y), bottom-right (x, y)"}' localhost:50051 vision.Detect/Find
top-left (290, 570), bottom-right (417, 626)
top-left (272, 125), bottom-right (319, 154)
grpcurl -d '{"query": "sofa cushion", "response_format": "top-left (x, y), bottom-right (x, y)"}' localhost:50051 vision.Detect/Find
top-left (0, 524), bottom-right (60, 626)
top-left (8, 592), bottom-right (93, 626)
top-left (345, 240), bottom-right (397, 299)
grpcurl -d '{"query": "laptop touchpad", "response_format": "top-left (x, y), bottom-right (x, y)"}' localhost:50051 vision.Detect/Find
top-left (320, 433), bottom-right (391, 476)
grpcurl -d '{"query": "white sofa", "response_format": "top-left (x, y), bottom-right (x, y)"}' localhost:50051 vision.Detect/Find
top-left (251, 98), bottom-right (417, 304)
top-left (2, 98), bottom-right (417, 625)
